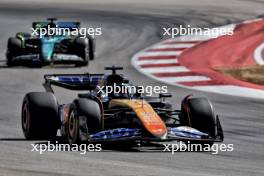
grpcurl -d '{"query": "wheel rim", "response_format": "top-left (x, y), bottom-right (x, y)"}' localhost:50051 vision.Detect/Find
top-left (68, 110), bottom-right (77, 143)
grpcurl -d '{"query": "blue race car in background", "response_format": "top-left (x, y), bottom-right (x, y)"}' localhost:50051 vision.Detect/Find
top-left (6, 18), bottom-right (95, 67)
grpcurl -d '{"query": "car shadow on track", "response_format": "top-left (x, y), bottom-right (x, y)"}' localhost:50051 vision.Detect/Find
top-left (29, 140), bottom-right (213, 153)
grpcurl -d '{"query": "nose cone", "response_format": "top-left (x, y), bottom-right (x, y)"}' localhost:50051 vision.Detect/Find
top-left (138, 111), bottom-right (167, 138)
top-left (128, 100), bottom-right (167, 138)
top-left (109, 99), bottom-right (168, 139)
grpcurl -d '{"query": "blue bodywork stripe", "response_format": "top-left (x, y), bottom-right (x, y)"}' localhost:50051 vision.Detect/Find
top-left (90, 128), bottom-right (141, 140)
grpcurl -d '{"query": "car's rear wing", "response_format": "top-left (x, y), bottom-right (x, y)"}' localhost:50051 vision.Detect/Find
top-left (32, 21), bottom-right (80, 30)
top-left (43, 73), bottom-right (103, 92)
top-left (57, 22), bottom-right (80, 29)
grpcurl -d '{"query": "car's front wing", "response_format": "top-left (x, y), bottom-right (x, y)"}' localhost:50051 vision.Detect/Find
top-left (87, 127), bottom-right (223, 143)
top-left (10, 54), bottom-right (85, 65)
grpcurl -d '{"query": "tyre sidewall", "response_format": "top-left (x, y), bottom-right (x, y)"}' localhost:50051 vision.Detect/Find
top-left (181, 97), bottom-right (217, 138)
top-left (21, 92), bottom-right (58, 140)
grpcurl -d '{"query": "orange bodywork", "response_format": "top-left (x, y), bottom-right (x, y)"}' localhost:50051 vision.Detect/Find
top-left (109, 99), bottom-right (167, 138)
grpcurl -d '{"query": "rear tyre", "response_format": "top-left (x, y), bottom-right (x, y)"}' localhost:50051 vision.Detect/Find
top-left (21, 92), bottom-right (59, 140)
top-left (87, 35), bottom-right (95, 60)
top-left (66, 98), bottom-right (102, 144)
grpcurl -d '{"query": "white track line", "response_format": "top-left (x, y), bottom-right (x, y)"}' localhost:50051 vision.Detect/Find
top-left (152, 44), bottom-right (195, 49)
top-left (138, 51), bottom-right (182, 57)
top-left (141, 66), bottom-right (190, 73)
top-left (136, 59), bottom-right (178, 65)
top-left (157, 76), bottom-right (210, 83)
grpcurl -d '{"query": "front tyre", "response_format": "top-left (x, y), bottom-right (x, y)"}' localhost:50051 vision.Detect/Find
top-left (73, 38), bottom-right (89, 67)
top-left (66, 98), bottom-right (102, 144)
top-left (181, 96), bottom-right (220, 147)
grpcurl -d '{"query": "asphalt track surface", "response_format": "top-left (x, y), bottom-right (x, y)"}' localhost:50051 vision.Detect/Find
top-left (0, 1), bottom-right (264, 176)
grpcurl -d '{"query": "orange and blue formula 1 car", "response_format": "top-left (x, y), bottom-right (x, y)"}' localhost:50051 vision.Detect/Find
top-left (21, 66), bottom-right (223, 146)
